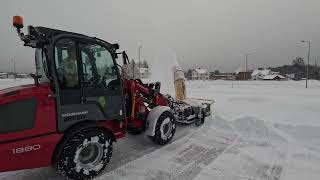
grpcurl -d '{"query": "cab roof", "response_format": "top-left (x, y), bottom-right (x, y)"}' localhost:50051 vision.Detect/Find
top-left (24, 26), bottom-right (118, 49)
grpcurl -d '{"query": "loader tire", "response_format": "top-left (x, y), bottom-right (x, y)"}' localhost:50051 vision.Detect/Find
top-left (148, 111), bottom-right (176, 145)
top-left (55, 128), bottom-right (113, 180)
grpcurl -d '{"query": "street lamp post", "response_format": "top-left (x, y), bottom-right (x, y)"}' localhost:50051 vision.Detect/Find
top-left (11, 58), bottom-right (16, 80)
top-left (138, 45), bottom-right (142, 69)
top-left (244, 52), bottom-right (256, 80)
top-left (301, 41), bottom-right (311, 88)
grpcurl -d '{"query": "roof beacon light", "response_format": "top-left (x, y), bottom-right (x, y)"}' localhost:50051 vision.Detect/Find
top-left (13, 16), bottom-right (24, 29)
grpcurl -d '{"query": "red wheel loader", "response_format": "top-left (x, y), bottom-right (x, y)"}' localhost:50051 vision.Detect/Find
top-left (0, 16), bottom-right (212, 180)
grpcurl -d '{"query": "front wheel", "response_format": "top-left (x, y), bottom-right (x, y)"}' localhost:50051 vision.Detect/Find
top-left (55, 128), bottom-right (113, 180)
top-left (148, 111), bottom-right (176, 145)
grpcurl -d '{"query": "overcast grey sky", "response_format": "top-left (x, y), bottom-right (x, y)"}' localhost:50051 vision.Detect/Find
top-left (0, 0), bottom-right (319, 73)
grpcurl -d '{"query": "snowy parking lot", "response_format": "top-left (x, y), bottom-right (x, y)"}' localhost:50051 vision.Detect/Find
top-left (1, 79), bottom-right (320, 180)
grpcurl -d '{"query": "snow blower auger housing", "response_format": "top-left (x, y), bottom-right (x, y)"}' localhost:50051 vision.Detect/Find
top-left (169, 66), bottom-right (214, 126)
top-left (0, 16), bottom-right (178, 180)
top-left (167, 95), bottom-right (213, 126)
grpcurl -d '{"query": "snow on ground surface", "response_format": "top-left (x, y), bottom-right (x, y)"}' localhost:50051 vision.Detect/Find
top-left (0, 79), bottom-right (320, 180)
top-left (0, 79), bottom-right (34, 90)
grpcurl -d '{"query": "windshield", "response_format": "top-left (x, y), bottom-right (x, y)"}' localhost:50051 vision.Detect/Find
top-left (35, 48), bottom-right (50, 82)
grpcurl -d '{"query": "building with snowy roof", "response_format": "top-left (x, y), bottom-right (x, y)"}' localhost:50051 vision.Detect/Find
top-left (138, 67), bottom-right (151, 79)
top-left (263, 74), bottom-right (285, 81)
top-left (252, 69), bottom-right (270, 80)
top-left (16, 73), bottom-right (31, 79)
top-left (251, 69), bottom-right (280, 80)
top-left (0, 72), bottom-right (8, 79)
top-left (190, 68), bottom-right (209, 80)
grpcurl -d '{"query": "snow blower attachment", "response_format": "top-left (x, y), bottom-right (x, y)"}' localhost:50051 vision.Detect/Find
top-left (167, 66), bottom-right (214, 126)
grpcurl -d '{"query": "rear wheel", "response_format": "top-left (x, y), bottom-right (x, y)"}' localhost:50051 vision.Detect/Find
top-left (55, 128), bottom-right (113, 180)
top-left (148, 111), bottom-right (176, 145)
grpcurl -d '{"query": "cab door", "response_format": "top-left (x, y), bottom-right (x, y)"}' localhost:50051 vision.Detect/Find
top-left (78, 40), bottom-right (125, 120)
top-left (51, 35), bottom-right (125, 132)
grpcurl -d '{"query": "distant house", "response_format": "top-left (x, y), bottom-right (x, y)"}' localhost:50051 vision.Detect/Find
top-left (211, 74), bottom-right (236, 80)
top-left (237, 71), bottom-right (252, 80)
top-left (263, 74), bottom-right (285, 81)
top-left (0, 72), bottom-right (18, 79)
top-left (190, 68), bottom-right (209, 80)
top-left (251, 69), bottom-right (281, 80)
top-left (234, 67), bottom-right (252, 80)
top-left (16, 73), bottom-right (31, 79)
top-left (252, 69), bottom-right (271, 80)
top-left (0, 72), bottom-right (8, 79)
top-left (122, 61), bottom-right (140, 79)
top-left (138, 68), bottom-right (151, 79)
top-left (285, 74), bottom-right (295, 80)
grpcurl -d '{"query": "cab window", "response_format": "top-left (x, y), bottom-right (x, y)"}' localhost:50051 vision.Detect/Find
top-left (54, 39), bottom-right (79, 88)
top-left (35, 48), bottom-right (50, 83)
top-left (79, 42), bottom-right (119, 88)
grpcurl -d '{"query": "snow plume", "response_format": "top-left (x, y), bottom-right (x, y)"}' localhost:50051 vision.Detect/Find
top-left (149, 48), bottom-right (181, 96)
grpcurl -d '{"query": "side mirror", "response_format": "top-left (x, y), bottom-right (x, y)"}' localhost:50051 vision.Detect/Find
top-left (122, 51), bottom-right (130, 65)
top-left (30, 73), bottom-right (42, 86)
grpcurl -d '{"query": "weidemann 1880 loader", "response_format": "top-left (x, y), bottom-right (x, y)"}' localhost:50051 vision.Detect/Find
top-left (0, 16), bottom-right (212, 180)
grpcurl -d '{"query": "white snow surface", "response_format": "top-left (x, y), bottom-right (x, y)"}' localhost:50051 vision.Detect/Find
top-left (1, 79), bottom-right (320, 180)
top-left (0, 79), bottom-right (34, 90)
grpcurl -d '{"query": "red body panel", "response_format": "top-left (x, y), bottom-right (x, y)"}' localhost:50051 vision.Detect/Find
top-left (98, 120), bottom-right (126, 139)
top-left (0, 83), bottom-right (61, 172)
top-left (0, 83), bottom-right (56, 142)
top-left (123, 79), bottom-right (168, 129)
top-left (0, 133), bottom-right (62, 172)
top-left (0, 83), bottom-right (126, 172)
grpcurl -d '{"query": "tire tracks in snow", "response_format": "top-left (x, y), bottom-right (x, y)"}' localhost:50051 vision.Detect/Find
top-left (98, 116), bottom-right (238, 180)
top-left (192, 117), bottom-right (288, 180)
top-left (169, 136), bottom-right (240, 180)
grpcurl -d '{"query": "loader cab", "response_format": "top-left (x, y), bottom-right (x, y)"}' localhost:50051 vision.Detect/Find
top-left (51, 35), bottom-right (125, 132)
top-left (30, 28), bottom-right (126, 132)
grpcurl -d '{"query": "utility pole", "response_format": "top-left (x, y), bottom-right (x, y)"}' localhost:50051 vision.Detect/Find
top-left (132, 59), bottom-right (135, 78)
top-left (244, 52), bottom-right (256, 80)
top-left (138, 45), bottom-right (142, 69)
top-left (11, 58), bottom-right (17, 80)
top-left (13, 61), bottom-right (16, 74)
top-left (301, 41), bottom-right (311, 88)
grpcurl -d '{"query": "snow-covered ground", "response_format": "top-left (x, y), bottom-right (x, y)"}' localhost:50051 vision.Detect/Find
top-left (0, 79), bottom-right (33, 90)
top-left (1, 79), bottom-right (320, 180)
